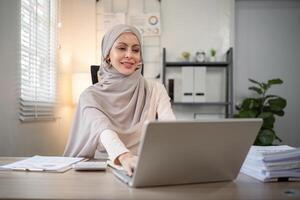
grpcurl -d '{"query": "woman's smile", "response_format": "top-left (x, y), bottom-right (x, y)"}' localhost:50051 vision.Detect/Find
top-left (121, 60), bottom-right (135, 68)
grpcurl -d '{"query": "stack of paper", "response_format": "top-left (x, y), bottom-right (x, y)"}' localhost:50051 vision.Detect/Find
top-left (241, 145), bottom-right (300, 182)
top-left (0, 155), bottom-right (84, 172)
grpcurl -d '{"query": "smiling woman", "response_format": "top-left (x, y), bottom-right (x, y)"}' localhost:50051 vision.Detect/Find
top-left (64, 24), bottom-right (176, 176)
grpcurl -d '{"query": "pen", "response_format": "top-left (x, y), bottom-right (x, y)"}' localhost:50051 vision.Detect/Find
top-left (12, 167), bottom-right (27, 171)
top-left (28, 168), bottom-right (44, 172)
top-left (12, 168), bottom-right (44, 172)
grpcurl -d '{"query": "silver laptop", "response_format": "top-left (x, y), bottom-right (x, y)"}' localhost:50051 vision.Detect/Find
top-left (113, 118), bottom-right (262, 187)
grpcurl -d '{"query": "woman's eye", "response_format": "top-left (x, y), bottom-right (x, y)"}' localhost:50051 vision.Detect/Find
top-left (117, 47), bottom-right (126, 51)
top-left (132, 49), bottom-right (140, 53)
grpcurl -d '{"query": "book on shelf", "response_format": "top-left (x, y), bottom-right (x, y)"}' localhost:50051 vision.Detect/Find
top-left (241, 145), bottom-right (300, 182)
top-left (0, 155), bottom-right (84, 172)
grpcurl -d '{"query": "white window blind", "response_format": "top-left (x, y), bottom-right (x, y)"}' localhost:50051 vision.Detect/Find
top-left (20, 0), bottom-right (58, 121)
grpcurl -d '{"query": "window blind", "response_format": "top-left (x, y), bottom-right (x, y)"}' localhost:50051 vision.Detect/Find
top-left (20, 0), bottom-right (58, 121)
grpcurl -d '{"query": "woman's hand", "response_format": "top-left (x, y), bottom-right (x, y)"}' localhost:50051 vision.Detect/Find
top-left (117, 152), bottom-right (137, 176)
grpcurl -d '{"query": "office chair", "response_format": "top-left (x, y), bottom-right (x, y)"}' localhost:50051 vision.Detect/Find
top-left (90, 64), bottom-right (144, 84)
top-left (91, 65), bottom-right (100, 84)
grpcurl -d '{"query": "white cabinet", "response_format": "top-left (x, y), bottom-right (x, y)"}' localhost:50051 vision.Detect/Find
top-left (181, 67), bottom-right (206, 103)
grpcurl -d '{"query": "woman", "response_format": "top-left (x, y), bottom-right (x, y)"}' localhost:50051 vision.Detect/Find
top-left (64, 24), bottom-right (175, 176)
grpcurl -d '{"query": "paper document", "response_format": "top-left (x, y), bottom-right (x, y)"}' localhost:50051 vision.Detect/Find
top-left (247, 145), bottom-right (295, 161)
top-left (241, 145), bottom-right (300, 182)
top-left (0, 155), bottom-right (84, 172)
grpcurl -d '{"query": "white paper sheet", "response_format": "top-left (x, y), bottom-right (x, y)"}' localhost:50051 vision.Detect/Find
top-left (0, 155), bottom-right (84, 172)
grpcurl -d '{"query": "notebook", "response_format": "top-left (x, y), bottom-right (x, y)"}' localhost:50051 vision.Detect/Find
top-left (113, 118), bottom-right (262, 187)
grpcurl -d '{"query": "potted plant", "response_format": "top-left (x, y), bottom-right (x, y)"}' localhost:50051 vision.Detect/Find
top-left (210, 48), bottom-right (216, 62)
top-left (235, 78), bottom-right (287, 146)
top-left (181, 51), bottom-right (191, 61)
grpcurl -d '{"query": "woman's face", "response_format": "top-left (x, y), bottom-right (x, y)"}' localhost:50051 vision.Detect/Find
top-left (108, 32), bottom-right (141, 76)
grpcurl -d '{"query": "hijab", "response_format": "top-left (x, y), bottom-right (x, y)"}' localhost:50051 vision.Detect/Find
top-left (63, 24), bottom-right (152, 157)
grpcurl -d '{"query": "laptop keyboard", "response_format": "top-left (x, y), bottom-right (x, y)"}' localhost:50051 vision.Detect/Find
top-left (113, 169), bottom-right (132, 184)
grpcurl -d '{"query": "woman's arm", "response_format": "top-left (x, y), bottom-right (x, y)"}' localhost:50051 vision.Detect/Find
top-left (100, 129), bottom-right (137, 176)
top-left (100, 129), bottom-right (129, 163)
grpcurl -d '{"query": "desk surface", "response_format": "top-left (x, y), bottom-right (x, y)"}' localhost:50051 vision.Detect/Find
top-left (0, 157), bottom-right (300, 200)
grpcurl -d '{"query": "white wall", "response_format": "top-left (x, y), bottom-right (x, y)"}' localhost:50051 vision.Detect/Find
top-left (235, 0), bottom-right (300, 146)
top-left (161, 0), bottom-right (233, 60)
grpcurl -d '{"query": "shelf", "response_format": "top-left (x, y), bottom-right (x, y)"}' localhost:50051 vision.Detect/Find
top-left (162, 47), bottom-right (234, 118)
top-left (171, 102), bottom-right (231, 106)
top-left (166, 62), bottom-right (229, 67)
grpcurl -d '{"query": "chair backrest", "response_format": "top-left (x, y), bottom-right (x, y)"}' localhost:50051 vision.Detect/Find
top-left (91, 65), bottom-right (100, 84)
top-left (90, 64), bottom-right (144, 84)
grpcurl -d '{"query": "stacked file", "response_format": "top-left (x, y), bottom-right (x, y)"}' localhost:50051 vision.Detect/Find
top-left (241, 145), bottom-right (300, 182)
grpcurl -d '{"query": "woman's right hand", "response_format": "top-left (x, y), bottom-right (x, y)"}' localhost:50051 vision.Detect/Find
top-left (117, 152), bottom-right (137, 176)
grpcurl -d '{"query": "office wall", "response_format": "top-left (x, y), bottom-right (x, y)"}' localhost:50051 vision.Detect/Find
top-left (161, 0), bottom-right (234, 61)
top-left (235, 0), bottom-right (300, 146)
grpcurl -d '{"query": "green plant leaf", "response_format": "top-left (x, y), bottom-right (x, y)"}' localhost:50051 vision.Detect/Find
top-left (262, 115), bottom-right (275, 129)
top-left (210, 49), bottom-right (216, 56)
top-left (258, 112), bottom-right (273, 119)
top-left (238, 98), bottom-right (262, 118)
top-left (238, 110), bottom-right (258, 118)
top-left (255, 129), bottom-right (276, 146)
top-left (249, 86), bottom-right (263, 95)
top-left (256, 98), bottom-right (264, 108)
top-left (240, 98), bottom-right (253, 110)
top-left (262, 82), bottom-right (269, 91)
top-left (262, 106), bottom-right (270, 112)
top-left (270, 105), bottom-right (282, 112)
top-left (249, 78), bottom-right (262, 87)
top-left (265, 95), bottom-right (278, 100)
top-left (233, 113), bottom-right (240, 118)
top-left (249, 98), bottom-right (262, 109)
top-left (273, 110), bottom-right (285, 116)
top-left (268, 97), bottom-right (287, 111)
top-left (268, 78), bottom-right (283, 85)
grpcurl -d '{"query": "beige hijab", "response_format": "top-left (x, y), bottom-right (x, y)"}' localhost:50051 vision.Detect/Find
top-left (64, 24), bottom-right (152, 157)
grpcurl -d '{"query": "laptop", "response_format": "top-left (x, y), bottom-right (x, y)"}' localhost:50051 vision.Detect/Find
top-left (113, 118), bottom-right (262, 187)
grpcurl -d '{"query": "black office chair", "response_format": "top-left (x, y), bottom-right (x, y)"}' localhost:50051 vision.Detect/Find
top-left (90, 64), bottom-right (144, 84)
top-left (91, 65), bottom-right (100, 84)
